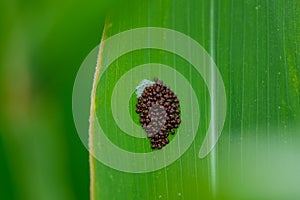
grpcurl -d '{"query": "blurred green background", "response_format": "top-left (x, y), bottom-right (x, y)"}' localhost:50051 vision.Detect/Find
top-left (0, 0), bottom-right (115, 199)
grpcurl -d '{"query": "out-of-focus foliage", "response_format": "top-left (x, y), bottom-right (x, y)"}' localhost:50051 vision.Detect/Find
top-left (0, 0), bottom-right (110, 199)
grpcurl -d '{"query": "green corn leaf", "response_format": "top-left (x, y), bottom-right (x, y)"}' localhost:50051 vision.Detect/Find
top-left (89, 0), bottom-right (300, 199)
